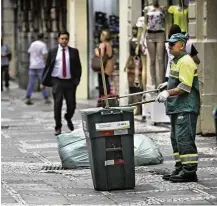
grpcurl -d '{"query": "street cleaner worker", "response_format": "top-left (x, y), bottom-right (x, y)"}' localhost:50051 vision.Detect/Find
top-left (156, 33), bottom-right (200, 183)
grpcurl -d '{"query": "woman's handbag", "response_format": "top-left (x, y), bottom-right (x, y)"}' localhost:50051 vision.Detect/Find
top-left (91, 46), bottom-right (108, 72)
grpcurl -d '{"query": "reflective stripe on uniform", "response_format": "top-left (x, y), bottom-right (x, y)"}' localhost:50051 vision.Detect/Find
top-left (169, 66), bottom-right (198, 79)
top-left (180, 154), bottom-right (198, 164)
top-left (178, 82), bottom-right (192, 92)
top-left (169, 70), bottom-right (179, 78)
top-left (173, 152), bottom-right (181, 162)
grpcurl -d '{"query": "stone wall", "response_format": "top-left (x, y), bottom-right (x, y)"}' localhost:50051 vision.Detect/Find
top-left (189, 0), bottom-right (217, 134)
top-left (2, 0), bottom-right (16, 79)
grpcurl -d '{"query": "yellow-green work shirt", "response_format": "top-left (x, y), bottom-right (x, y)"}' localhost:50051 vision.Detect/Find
top-left (166, 53), bottom-right (200, 115)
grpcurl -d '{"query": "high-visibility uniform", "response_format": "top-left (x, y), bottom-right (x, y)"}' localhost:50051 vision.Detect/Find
top-left (166, 52), bottom-right (200, 175)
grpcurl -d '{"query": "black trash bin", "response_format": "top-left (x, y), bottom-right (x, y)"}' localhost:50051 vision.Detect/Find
top-left (213, 107), bottom-right (217, 141)
top-left (81, 107), bottom-right (135, 191)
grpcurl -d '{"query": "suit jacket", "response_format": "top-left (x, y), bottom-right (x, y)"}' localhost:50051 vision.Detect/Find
top-left (42, 46), bottom-right (82, 87)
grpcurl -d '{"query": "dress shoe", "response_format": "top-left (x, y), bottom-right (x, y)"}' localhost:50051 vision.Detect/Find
top-left (162, 169), bottom-right (182, 181)
top-left (64, 114), bottom-right (74, 131)
top-left (170, 171), bottom-right (198, 183)
top-left (55, 128), bottom-right (61, 136)
top-left (67, 120), bottom-right (74, 131)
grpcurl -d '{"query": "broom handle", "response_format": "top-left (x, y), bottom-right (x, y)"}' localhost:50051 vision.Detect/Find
top-left (127, 99), bottom-right (155, 106)
top-left (99, 48), bottom-right (109, 108)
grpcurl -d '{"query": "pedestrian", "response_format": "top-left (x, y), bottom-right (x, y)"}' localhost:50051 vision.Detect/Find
top-left (1, 39), bottom-right (12, 91)
top-left (156, 33), bottom-right (200, 183)
top-left (25, 33), bottom-right (51, 105)
top-left (42, 31), bottom-right (82, 136)
top-left (94, 29), bottom-right (115, 98)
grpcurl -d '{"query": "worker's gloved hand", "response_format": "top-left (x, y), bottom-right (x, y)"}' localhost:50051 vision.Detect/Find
top-left (157, 82), bottom-right (168, 91)
top-left (156, 90), bottom-right (169, 103)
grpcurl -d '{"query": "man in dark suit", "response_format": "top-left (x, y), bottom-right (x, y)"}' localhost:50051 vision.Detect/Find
top-left (42, 31), bottom-right (82, 135)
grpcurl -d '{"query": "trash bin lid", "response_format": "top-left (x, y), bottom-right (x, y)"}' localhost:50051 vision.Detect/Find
top-left (80, 107), bottom-right (134, 116)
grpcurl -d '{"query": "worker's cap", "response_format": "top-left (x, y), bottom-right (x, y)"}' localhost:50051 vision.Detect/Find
top-left (168, 33), bottom-right (189, 44)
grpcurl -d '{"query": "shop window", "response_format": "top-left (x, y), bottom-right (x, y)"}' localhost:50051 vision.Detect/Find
top-left (168, 0), bottom-right (189, 6)
top-left (141, 0), bottom-right (189, 7)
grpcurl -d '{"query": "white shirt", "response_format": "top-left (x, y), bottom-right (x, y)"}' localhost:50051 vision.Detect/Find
top-left (1, 44), bottom-right (11, 66)
top-left (51, 45), bottom-right (71, 79)
top-left (28, 40), bottom-right (48, 69)
top-left (165, 40), bottom-right (192, 78)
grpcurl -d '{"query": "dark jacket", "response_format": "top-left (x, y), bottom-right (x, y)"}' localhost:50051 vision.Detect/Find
top-left (42, 46), bottom-right (82, 87)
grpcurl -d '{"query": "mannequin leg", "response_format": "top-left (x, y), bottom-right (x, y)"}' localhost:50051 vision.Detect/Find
top-left (141, 55), bottom-right (148, 119)
top-left (146, 38), bottom-right (156, 88)
top-left (156, 42), bottom-right (165, 86)
top-left (141, 55), bottom-right (147, 91)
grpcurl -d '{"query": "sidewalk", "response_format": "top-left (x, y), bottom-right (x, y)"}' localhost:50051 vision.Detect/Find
top-left (1, 82), bottom-right (217, 205)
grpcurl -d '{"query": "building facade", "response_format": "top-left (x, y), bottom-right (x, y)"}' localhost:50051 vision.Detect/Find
top-left (2, 0), bottom-right (217, 134)
top-left (2, 0), bottom-right (67, 88)
top-left (188, 0), bottom-right (217, 134)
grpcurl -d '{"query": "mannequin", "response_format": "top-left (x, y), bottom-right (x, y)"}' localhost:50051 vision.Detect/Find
top-left (168, 0), bottom-right (188, 33)
top-left (144, 0), bottom-right (166, 89)
top-left (125, 26), bottom-right (143, 115)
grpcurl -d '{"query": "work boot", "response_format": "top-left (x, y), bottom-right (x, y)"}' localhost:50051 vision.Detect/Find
top-left (162, 169), bottom-right (182, 181)
top-left (64, 114), bottom-right (74, 131)
top-left (25, 98), bottom-right (33, 105)
top-left (170, 171), bottom-right (198, 183)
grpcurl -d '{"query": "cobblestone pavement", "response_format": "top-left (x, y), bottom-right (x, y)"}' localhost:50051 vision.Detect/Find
top-left (1, 82), bottom-right (217, 205)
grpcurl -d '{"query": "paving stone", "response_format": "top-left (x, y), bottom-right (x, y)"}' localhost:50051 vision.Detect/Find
top-left (204, 188), bottom-right (217, 196)
top-left (208, 199), bottom-right (217, 205)
top-left (55, 187), bottom-right (102, 196)
top-left (22, 194), bottom-right (70, 205)
top-left (199, 180), bottom-right (217, 189)
top-left (65, 195), bottom-right (117, 205)
top-left (2, 83), bottom-right (217, 205)
top-left (162, 200), bottom-right (213, 205)
top-left (108, 193), bottom-right (156, 205)
top-left (1, 195), bottom-right (18, 204)
top-left (150, 189), bottom-right (216, 204)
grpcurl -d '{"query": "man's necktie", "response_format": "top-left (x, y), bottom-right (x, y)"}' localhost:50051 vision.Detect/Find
top-left (62, 48), bottom-right (66, 77)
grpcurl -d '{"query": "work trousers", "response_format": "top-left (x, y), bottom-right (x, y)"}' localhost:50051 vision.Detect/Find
top-left (170, 112), bottom-right (198, 175)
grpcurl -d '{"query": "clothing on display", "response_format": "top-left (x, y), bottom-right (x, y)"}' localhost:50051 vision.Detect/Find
top-left (168, 5), bottom-right (188, 32)
top-left (145, 5), bottom-right (165, 31)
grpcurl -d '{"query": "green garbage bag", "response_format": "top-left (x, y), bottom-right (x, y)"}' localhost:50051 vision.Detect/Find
top-left (56, 129), bottom-right (89, 169)
top-left (134, 134), bottom-right (164, 166)
top-left (57, 129), bottom-right (163, 169)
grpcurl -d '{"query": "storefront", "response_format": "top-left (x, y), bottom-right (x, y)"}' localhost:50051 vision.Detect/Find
top-left (87, 0), bottom-right (119, 99)
top-left (118, 0), bottom-right (217, 134)
top-left (3, 0), bottom-right (215, 133)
